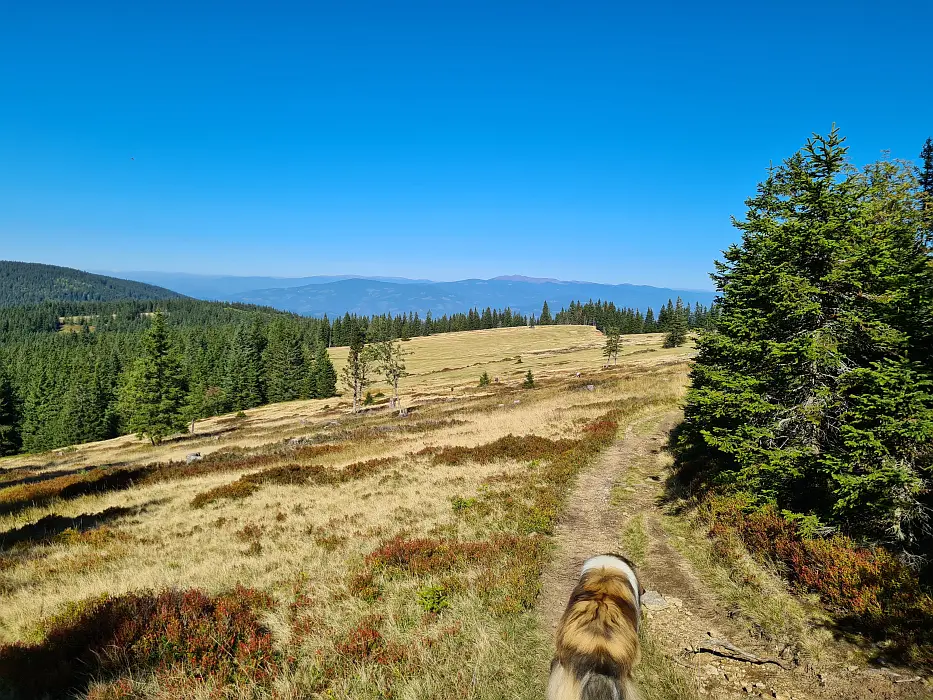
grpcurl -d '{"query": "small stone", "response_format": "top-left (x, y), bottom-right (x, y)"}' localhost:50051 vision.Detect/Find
top-left (641, 590), bottom-right (669, 610)
top-left (846, 665), bottom-right (858, 672)
top-left (753, 682), bottom-right (765, 689)
top-left (586, 384), bottom-right (595, 391)
top-left (513, 399), bottom-right (521, 404)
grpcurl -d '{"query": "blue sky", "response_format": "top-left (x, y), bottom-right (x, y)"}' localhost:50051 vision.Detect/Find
top-left (1, 0), bottom-right (930, 290)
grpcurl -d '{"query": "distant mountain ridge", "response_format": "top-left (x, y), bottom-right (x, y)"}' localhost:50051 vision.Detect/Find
top-left (225, 277), bottom-right (717, 317)
top-left (105, 270), bottom-right (716, 317)
top-left (0, 261), bottom-right (184, 307)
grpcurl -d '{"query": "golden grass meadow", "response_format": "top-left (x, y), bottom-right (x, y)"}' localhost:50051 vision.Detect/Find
top-left (0, 326), bottom-right (692, 699)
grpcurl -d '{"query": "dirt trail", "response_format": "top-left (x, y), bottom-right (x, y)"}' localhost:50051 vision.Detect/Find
top-left (538, 409), bottom-right (929, 700)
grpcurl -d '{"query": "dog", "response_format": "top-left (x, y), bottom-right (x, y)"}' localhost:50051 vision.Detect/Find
top-left (548, 554), bottom-right (644, 700)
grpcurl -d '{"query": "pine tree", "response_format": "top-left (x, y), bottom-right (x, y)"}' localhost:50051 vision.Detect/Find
top-left (478, 371), bottom-right (490, 387)
top-left (373, 339), bottom-right (410, 409)
top-left (602, 327), bottom-right (621, 365)
top-left (539, 301), bottom-right (552, 325)
top-left (663, 298), bottom-right (688, 348)
top-left (310, 343), bottom-right (337, 399)
top-left (920, 137), bottom-right (933, 241)
top-left (264, 319), bottom-right (304, 403)
top-left (523, 370), bottom-right (535, 388)
top-left (119, 312), bottom-right (188, 445)
top-left (21, 363), bottom-right (62, 453)
top-left (0, 364), bottom-right (20, 455)
top-left (226, 324), bottom-right (264, 410)
top-left (680, 128), bottom-right (933, 552)
top-left (341, 323), bottom-right (375, 413)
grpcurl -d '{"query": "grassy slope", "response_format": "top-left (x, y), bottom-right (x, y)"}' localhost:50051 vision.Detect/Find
top-left (0, 326), bottom-right (693, 699)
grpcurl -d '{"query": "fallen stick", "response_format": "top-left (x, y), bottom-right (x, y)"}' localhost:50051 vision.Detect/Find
top-left (692, 639), bottom-right (792, 670)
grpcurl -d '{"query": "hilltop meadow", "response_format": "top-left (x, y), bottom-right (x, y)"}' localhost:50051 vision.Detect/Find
top-left (0, 326), bottom-right (693, 699)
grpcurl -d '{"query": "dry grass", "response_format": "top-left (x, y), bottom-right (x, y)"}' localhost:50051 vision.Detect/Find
top-left (0, 326), bottom-right (693, 699)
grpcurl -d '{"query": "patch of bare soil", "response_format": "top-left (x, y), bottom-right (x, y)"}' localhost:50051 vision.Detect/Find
top-left (538, 410), bottom-right (930, 700)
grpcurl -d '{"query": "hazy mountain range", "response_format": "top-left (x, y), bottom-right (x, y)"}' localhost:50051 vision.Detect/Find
top-left (110, 271), bottom-right (717, 317)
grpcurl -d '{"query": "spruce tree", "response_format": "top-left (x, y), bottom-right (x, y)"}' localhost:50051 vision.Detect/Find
top-left (663, 298), bottom-right (688, 348)
top-left (920, 137), bottom-right (933, 241)
top-left (0, 364), bottom-right (20, 455)
top-left (119, 312), bottom-right (188, 445)
top-left (681, 128), bottom-right (933, 552)
top-left (226, 324), bottom-right (264, 410)
top-left (21, 364), bottom-right (62, 453)
top-left (264, 319), bottom-right (304, 403)
top-left (539, 301), bottom-right (552, 325)
top-left (310, 343), bottom-right (337, 399)
top-left (523, 370), bottom-right (535, 388)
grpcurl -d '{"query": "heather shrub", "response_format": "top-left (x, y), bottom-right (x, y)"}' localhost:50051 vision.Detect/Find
top-left (0, 586), bottom-right (277, 697)
top-left (700, 495), bottom-right (933, 664)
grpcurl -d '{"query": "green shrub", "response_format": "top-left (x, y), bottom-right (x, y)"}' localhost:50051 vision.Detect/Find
top-left (417, 585), bottom-right (449, 614)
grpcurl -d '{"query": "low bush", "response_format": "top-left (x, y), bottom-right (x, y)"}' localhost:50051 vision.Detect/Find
top-left (423, 434), bottom-right (578, 466)
top-left (0, 586), bottom-right (277, 697)
top-left (701, 495), bottom-right (933, 665)
top-left (191, 456), bottom-right (400, 507)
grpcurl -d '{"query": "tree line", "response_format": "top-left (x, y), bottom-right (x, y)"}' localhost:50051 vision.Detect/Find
top-left (0, 293), bottom-right (711, 455)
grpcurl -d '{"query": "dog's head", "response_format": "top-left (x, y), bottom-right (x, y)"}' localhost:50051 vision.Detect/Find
top-left (580, 553), bottom-right (644, 609)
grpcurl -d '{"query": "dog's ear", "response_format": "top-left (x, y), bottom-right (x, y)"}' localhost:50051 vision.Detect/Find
top-left (639, 584), bottom-right (646, 596)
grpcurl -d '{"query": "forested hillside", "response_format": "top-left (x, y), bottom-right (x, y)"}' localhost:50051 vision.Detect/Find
top-left (0, 261), bottom-right (184, 306)
top-left (0, 295), bottom-right (713, 455)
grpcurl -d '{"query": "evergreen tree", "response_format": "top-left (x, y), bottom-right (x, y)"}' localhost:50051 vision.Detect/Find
top-left (264, 318), bottom-right (304, 403)
top-left (920, 137), bottom-right (933, 241)
top-left (21, 363), bottom-right (62, 452)
top-left (680, 128), bottom-right (933, 553)
top-left (341, 323), bottom-right (375, 413)
top-left (118, 312), bottom-right (188, 445)
top-left (644, 307), bottom-right (655, 331)
top-left (539, 301), bottom-right (552, 325)
top-left (523, 370), bottom-right (535, 388)
top-left (602, 327), bottom-right (621, 365)
top-left (0, 364), bottom-right (20, 455)
top-left (373, 338), bottom-right (410, 409)
top-left (310, 343), bottom-right (338, 399)
top-left (226, 324), bottom-right (264, 410)
top-left (478, 371), bottom-right (490, 387)
top-left (663, 298), bottom-right (688, 348)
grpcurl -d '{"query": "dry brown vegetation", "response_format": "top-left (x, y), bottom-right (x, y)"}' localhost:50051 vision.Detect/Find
top-left (0, 325), bottom-right (692, 699)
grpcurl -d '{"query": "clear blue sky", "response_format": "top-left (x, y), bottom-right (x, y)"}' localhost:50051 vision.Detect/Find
top-left (2, 1), bottom-right (930, 289)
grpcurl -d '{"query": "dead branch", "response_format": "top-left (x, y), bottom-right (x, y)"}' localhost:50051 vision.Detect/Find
top-left (692, 638), bottom-right (792, 670)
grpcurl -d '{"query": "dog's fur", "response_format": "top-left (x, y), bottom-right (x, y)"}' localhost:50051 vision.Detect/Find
top-left (548, 554), bottom-right (643, 700)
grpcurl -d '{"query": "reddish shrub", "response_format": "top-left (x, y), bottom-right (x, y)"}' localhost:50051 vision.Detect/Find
top-left (0, 586), bottom-right (277, 697)
top-left (425, 434), bottom-right (579, 466)
top-left (700, 496), bottom-right (933, 664)
top-left (191, 479), bottom-right (259, 508)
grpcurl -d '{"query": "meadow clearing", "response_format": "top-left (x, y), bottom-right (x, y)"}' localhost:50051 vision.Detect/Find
top-left (0, 326), bottom-right (692, 699)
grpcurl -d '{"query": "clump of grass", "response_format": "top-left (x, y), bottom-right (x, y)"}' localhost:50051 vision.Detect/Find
top-left (620, 515), bottom-right (648, 568)
top-left (0, 586), bottom-right (277, 697)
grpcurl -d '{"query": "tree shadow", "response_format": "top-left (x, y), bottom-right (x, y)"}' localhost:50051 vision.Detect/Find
top-left (0, 465), bottom-right (153, 517)
top-left (0, 466), bottom-right (97, 491)
top-left (0, 505), bottom-right (137, 550)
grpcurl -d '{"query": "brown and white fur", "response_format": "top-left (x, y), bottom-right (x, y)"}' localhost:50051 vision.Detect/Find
top-left (548, 554), bottom-right (644, 700)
